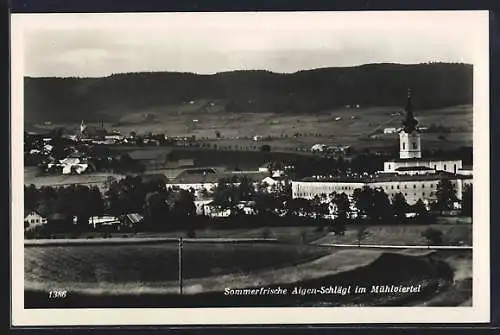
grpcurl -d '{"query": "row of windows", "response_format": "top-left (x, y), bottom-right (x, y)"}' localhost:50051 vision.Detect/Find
top-left (297, 183), bottom-right (438, 192)
top-left (388, 164), bottom-right (458, 171)
top-left (381, 183), bottom-right (435, 190)
top-left (401, 142), bottom-right (418, 150)
top-left (294, 192), bottom-right (435, 198)
top-left (296, 185), bottom-right (357, 192)
top-left (25, 218), bottom-right (45, 224)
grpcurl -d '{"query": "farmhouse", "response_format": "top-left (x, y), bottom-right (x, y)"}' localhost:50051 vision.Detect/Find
top-left (120, 213), bottom-right (144, 230)
top-left (24, 210), bottom-right (47, 230)
top-left (79, 120), bottom-right (108, 140)
top-left (88, 215), bottom-right (121, 229)
top-left (292, 90), bottom-right (473, 206)
top-left (167, 168), bottom-right (270, 197)
top-left (383, 127), bottom-right (398, 134)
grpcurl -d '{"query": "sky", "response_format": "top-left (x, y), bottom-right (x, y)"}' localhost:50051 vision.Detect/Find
top-left (15, 11), bottom-right (488, 77)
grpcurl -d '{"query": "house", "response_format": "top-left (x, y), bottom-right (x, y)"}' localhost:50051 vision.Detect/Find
top-left (384, 127), bottom-right (398, 134)
top-left (291, 91), bottom-right (473, 207)
top-left (236, 201), bottom-right (257, 215)
top-left (311, 144), bottom-right (327, 153)
top-left (260, 176), bottom-right (287, 193)
top-left (120, 213), bottom-right (144, 230)
top-left (24, 210), bottom-right (47, 230)
top-left (88, 215), bottom-right (121, 230)
top-left (141, 173), bottom-right (169, 185)
top-left (194, 199), bottom-right (214, 215)
top-left (127, 149), bottom-right (174, 169)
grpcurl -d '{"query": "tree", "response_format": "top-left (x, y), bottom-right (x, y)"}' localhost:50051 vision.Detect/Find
top-left (392, 192), bottom-right (409, 221)
top-left (371, 188), bottom-right (391, 221)
top-left (462, 184), bottom-right (472, 217)
top-left (421, 228), bottom-right (443, 246)
top-left (105, 175), bottom-right (145, 216)
top-left (356, 226), bottom-right (369, 246)
top-left (236, 176), bottom-right (255, 202)
top-left (286, 198), bottom-right (312, 216)
top-left (213, 178), bottom-right (238, 207)
top-left (353, 187), bottom-right (390, 222)
top-left (413, 199), bottom-right (428, 217)
top-left (144, 191), bottom-right (169, 229)
top-left (331, 192), bottom-right (350, 234)
top-left (260, 144), bottom-right (271, 152)
top-left (24, 184), bottom-right (39, 212)
top-left (353, 187), bottom-right (373, 218)
top-left (36, 186), bottom-right (58, 217)
top-left (435, 179), bottom-right (458, 211)
top-left (172, 190), bottom-right (196, 218)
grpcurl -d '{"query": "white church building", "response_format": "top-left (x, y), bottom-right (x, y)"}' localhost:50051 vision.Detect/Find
top-left (292, 90), bottom-right (473, 205)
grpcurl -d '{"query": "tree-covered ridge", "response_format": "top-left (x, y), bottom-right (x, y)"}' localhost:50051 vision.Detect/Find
top-left (24, 63), bottom-right (472, 123)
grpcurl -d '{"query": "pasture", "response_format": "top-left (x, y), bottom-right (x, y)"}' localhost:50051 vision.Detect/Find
top-left (24, 167), bottom-right (124, 190)
top-left (313, 223), bottom-right (472, 246)
top-left (25, 242), bottom-right (333, 293)
top-left (39, 101), bottom-right (473, 153)
top-left (24, 243), bottom-right (471, 307)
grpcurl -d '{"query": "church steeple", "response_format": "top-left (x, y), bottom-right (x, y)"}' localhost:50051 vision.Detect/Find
top-left (402, 88), bottom-right (418, 133)
top-left (399, 89), bottom-right (421, 159)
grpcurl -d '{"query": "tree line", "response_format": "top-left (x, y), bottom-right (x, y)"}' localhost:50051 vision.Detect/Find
top-left (25, 63), bottom-right (472, 123)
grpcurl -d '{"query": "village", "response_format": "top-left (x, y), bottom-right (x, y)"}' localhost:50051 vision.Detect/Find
top-left (23, 91), bottom-right (473, 242)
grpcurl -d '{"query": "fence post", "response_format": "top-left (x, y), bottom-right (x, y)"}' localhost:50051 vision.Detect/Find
top-left (178, 236), bottom-right (183, 295)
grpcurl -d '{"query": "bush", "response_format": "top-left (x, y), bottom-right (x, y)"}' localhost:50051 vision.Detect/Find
top-left (421, 228), bottom-right (443, 246)
top-left (260, 144), bottom-right (271, 152)
top-left (261, 228), bottom-right (272, 239)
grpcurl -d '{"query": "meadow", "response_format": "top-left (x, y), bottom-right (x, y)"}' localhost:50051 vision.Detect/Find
top-left (313, 222), bottom-right (472, 246)
top-left (31, 102), bottom-right (473, 153)
top-left (24, 242), bottom-right (331, 290)
top-left (24, 243), bottom-right (471, 307)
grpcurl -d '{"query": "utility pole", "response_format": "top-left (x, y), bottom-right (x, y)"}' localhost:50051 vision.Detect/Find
top-left (178, 236), bottom-right (183, 295)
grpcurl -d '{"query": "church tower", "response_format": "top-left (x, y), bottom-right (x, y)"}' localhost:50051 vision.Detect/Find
top-left (399, 89), bottom-right (421, 159)
top-left (80, 120), bottom-right (87, 134)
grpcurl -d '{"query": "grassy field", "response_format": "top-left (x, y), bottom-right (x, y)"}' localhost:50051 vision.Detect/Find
top-left (311, 223), bottom-right (472, 246)
top-left (27, 223), bottom-right (471, 247)
top-left (24, 242), bottom-right (332, 292)
top-left (34, 102), bottom-right (472, 152)
top-left (24, 247), bottom-right (471, 307)
top-left (24, 167), bottom-right (124, 190)
top-left (124, 223), bottom-right (472, 247)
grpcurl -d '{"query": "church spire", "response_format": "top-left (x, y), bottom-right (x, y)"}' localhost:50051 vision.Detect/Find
top-left (402, 88), bottom-right (418, 133)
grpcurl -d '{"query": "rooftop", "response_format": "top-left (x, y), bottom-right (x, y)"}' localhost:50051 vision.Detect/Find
top-left (395, 166), bottom-right (433, 171)
top-left (169, 170), bottom-right (269, 184)
top-left (141, 173), bottom-right (170, 184)
top-left (299, 171), bottom-right (472, 183)
top-left (127, 149), bottom-right (173, 161)
top-left (386, 157), bottom-right (463, 163)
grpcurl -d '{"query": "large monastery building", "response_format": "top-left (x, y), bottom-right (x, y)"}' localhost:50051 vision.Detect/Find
top-left (292, 89), bottom-right (473, 205)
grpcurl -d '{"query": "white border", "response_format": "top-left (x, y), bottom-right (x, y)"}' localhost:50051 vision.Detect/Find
top-left (11, 11), bottom-right (490, 326)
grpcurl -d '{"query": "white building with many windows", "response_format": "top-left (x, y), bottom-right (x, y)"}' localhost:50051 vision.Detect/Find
top-left (292, 90), bottom-right (472, 206)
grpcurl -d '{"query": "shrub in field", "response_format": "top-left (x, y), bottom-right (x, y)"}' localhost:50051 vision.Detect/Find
top-left (356, 226), bottom-right (369, 246)
top-left (421, 228), bottom-right (443, 246)
top-left (186, 229), bottom-right (196, 238)
top-left (261, 228), bottom-right (272, 239)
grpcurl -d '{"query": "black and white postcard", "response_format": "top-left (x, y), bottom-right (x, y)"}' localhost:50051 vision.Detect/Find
top-left (11, 10), bottom-right (490, 326)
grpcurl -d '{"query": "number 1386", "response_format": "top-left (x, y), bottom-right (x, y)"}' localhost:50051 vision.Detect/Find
top-left (49, 290), bottom-right (67, 298)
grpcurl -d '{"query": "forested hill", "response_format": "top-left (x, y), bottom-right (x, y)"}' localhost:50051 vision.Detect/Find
top-left (24, 63), bottom-right (473, 123)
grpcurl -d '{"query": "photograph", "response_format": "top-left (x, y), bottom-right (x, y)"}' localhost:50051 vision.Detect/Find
top-left (11, 10), bottom-right (490, 325)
